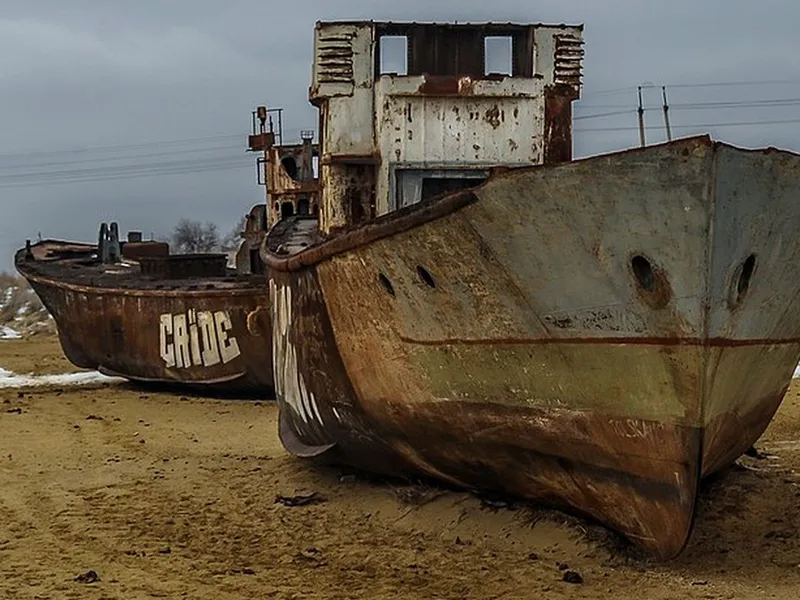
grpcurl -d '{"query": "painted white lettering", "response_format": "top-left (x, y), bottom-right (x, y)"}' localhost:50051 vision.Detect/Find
top-left (159, 310), bottom-right (240, 369)
top-left (215, 310), bottom-right (241, 364)
top-left (159, 314), bottom-right (175, 368)
top-left (187, 309), bottom-right (202, 366)
top-left (198, 311), bottom-right (221, 367)
top-left (173, 314), bottom-right (191, 369)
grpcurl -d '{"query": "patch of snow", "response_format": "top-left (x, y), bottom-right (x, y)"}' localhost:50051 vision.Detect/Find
top-left (0, 326), bottom-right (21, 340)
top-left (794, 362), bottom-right (800, 379)
top-left (2, 287), bottom-right (14, 304)
top-left (0, 366), bottom-right (123, 389)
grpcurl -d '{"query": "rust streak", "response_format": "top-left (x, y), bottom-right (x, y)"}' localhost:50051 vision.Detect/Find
top-left (397, 335), bottom-right (800, 348)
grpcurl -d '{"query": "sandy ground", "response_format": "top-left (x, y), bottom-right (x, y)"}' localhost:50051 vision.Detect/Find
top-left (1, 336), bottom-right (799, 599)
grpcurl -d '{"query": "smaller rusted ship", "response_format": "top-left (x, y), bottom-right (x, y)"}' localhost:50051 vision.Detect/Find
top-left (15, 107), bottom-right (319, 393)
top-left (15, 224), bottom-right (273, 392)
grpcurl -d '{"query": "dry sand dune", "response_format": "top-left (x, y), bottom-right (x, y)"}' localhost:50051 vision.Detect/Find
top-left (1, 335), bottom-right (799, 599)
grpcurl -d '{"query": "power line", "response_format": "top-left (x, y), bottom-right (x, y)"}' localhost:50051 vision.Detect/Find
top-left (575, 95), bottom-right (800, 122)
top-left (0, 133), bottom-right (246, 161)
top-left (667, 79), bottom-right (800, 89)
top-left (577, 97), bottom-right (800, 112)
top-left (576, 117), bottom-right (800, 132)
top-left (0, 161), bottom-right (251, 189)
top-left (0, 145), bottom-right (245, 171)
top-left (587, 79), bottom-right (800, 96)
top-left (574, 109), bottom-right (635, 120)
top-left (0, 155), bottom-right (250, 183)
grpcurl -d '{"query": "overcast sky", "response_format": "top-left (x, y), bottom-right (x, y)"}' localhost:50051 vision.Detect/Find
top-left (2, 0), bottom-right (799, 271)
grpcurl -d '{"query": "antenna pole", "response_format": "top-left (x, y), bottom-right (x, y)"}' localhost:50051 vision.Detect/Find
top-left (637, 86), bottom-right (646, 147)
top-left (661, 86), bottom-right (673, 142)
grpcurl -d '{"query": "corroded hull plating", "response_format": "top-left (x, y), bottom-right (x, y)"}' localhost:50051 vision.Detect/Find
top-left (16, 244), bottom-right (273, 393)
top-left (265, 137), bottom-right (800, 558)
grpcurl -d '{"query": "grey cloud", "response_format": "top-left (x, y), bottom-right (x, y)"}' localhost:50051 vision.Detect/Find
top-left (1, 0), bottom-right (799, 271)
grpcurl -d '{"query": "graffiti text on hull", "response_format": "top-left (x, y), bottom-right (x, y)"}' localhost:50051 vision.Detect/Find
top-left (159, 310), bottom-right (241, 368)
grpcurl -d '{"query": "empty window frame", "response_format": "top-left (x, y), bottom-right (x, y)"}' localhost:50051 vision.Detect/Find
top-left (484, 36), bottom-right (512, 76)
top-left (379, 36), bottom-right (408, 75)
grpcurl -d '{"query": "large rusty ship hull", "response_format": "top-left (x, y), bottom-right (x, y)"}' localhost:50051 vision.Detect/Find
top-left (265, 137), bottom-right (800, 558)
top-left (16, 242), bottom-right (273, 393)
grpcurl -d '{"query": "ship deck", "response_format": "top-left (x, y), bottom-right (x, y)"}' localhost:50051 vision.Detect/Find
top-left (265, 217), bottom-right (321, 257)
top-left (15, 240), bottom-right (266, 292)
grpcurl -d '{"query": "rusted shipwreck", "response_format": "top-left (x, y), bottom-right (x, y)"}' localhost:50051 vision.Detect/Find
top-left (262, 20), bottom-right (800, 558)
top-left (15, 107), bottom-right (319, 393)
top-left (15, 224), bottom-right (272, 392)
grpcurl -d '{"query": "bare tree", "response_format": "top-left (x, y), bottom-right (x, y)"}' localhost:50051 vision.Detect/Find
top-left (221, 215), bottom-right (247, 252)
top-left (171, 219), bottom-right (220, 254)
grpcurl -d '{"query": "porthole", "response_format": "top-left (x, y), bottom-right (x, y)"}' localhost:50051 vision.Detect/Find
top-left (378, 273), bottom-right (395, 297)
top-left (629, 253), bottom-right (671, 310)
top-left (737, 254), bottom-right (756, 300)
top-left (729, 253), bottom-right (757, 308)
top-left (416, 265), bottom-right (436, 288)
top-left (631, 255), bottom-right (654, 291)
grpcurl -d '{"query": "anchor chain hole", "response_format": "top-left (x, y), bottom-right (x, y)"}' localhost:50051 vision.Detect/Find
top-left (378, 273), bottom-right (395, 297)
top-left (416, 265), bottom-right (436, 288)
top-left (631, 255), bottom-right (655, 291)
top-left (736, 254), bottom-right (757, 303)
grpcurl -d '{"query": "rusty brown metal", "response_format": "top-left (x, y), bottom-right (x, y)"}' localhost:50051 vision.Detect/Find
top-left (544, 84), bottom-right (578, 165)
top-left (263, 189), bottom-right (478, 271)
top-left (121, 241), bottom-right (170, 261)
top-left (16, 238), bottom-right (273, 394)
top-left (266, 135), bottom-right (800, 561)
top-left (373, 22), bottom-right (583, 78)
top-left (263, 141), bottom-right (321, 225)
top-left (416, 76), bottom-right (470, 96)
top-left (320, 153), bottom-right (380, 165)
top-left (310, 21), bottom-right (584, 234)
top-left (139, 254), bottom-right (228, 279)
top-left (248, 132), bottom-right (275, 152)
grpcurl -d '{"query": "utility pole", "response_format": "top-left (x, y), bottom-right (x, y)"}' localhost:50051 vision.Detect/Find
top-left (661, 86), bottom-right (673, 142)
top-left (637, 86), bottom-right (646, 147)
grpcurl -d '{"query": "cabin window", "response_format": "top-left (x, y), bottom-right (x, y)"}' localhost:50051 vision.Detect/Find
top-left (280, 202), bottom-right (295, 219)
top-left (281, 155), bottom-right (298, 180)
top-left (420, 178), bottom-right (481, 201)
top-left (484, 36), bottom-right (513, 76)
top-left (380, 36), bottom-right (408, 76)
top-left (394, 168), bottom-right (488, 209)
top-left (297, 196), bottom-right (310, 215)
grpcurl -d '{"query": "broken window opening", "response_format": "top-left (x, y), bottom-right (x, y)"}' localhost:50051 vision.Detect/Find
top-left (421, 178), bottom-right (483, 202)
top-left (395, 168), bottom-right (488, 209)
top-left (484, 36), bottom-right (513, 76)
top-left (297, 196), bottom-right (310, 215)
top-left (280, 202), bottom-right (295, 219)
top-left (380, 36), bottom-right (408, 76)
top-left (281, 156), bottom-right (298, 180)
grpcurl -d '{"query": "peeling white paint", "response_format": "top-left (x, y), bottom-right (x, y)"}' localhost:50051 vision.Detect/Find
top-left (270, 279), bottom-right (323, 427)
